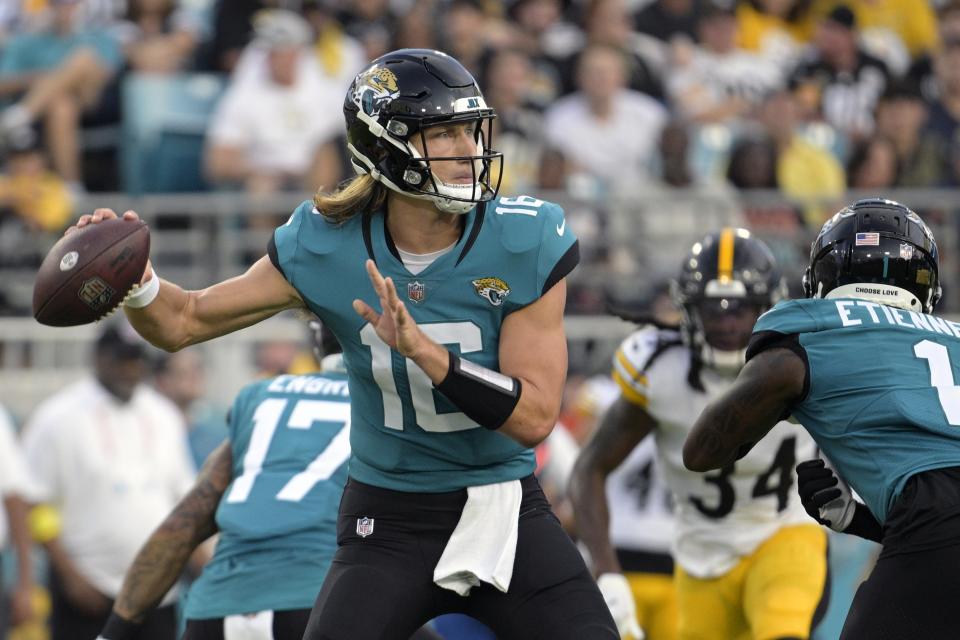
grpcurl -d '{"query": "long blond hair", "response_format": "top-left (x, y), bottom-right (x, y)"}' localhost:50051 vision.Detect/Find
top-left (313, 174), bottom-right (387, 224)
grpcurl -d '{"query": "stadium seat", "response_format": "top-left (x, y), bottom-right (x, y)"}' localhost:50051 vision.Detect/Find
top-left (121, 72), bottom-right (227, 194)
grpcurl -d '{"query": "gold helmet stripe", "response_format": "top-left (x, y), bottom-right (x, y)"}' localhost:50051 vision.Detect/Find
top-left (717, 227), bottom-right (735, 283)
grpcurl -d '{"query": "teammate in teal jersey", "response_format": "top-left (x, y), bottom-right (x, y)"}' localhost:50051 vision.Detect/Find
top-left (683, 198), bottom-right (960, 638)
top-left (75, 49), bottom-right (616, 639)
top-left (95, 320), bottom-right (346, 639)
top-left (96, 321), bottom-right (444, 640)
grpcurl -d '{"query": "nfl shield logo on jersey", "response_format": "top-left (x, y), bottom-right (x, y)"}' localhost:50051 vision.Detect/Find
top-left (356, 516), bottom-right (375, 537)
top-left (407, 281), bottom-right (425, 304)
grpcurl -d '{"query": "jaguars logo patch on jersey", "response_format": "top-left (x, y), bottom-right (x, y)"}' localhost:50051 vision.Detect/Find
top-left (472, 277), bottom-right (511, 306)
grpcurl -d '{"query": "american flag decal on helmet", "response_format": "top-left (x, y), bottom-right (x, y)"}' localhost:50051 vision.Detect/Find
top-left (855, 232), bottom-right (880, 246)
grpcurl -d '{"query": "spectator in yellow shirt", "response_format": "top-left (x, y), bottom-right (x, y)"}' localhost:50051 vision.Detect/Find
top-left (0, 139), bottom-right (71, 233)
top-left (816, 0), bottom-right (939, 61)
top-left (736, 0), bottom-right (817, 65)
top-left (760, 88), bottom-right (846, 227)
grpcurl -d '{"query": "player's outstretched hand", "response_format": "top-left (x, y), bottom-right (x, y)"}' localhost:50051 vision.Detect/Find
top-left (796, 459), bottom-right (855, 532)
top-left (68, 208), bottom-right (138, 233)
top-left (67, 208), bottom-right (154, 285)
top-left (353, 259), bottom-right (426, 358)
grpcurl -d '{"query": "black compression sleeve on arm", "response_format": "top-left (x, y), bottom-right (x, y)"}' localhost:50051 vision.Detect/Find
top-left (435, 351), bottom-right (522, 430)
top-left (843, 502), bottom-right (883, 543)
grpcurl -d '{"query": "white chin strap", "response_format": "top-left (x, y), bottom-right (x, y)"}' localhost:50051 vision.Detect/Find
top-left (823, 283), bottom-right (923, 313)
top-left (427, 180), bottom-right (484, 214)
top-left (377, 180), bottom-right (481, 215)
top-left (700, 345), bottom-right (746, 374)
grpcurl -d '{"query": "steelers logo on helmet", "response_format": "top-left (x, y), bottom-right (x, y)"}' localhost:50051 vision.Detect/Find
top-left (804, 198), bottom-right (941, 314)
top-left (672, 228), bottom-right (786, 372)
top-left (343, 49), bottom-right (503, 214)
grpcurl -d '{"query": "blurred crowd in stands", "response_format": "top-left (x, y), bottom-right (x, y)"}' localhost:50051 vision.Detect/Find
top-left (0, 0), bottom-right (957, 313)
top-left (0, 0), bottom-right (956, 216)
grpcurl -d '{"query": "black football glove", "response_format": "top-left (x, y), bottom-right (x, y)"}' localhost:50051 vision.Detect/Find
top-left (796, 458), bottom-right (856, 532)
top-left (96, 612), bottom-right (141, 640)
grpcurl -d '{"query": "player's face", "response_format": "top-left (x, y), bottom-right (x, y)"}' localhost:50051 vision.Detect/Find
top-left (697, 298), bottom-right (762, 352)
top-left (414, 121), bottom-right (482, 185)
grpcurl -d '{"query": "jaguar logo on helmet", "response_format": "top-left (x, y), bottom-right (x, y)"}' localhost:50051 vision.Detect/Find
top-left (353, 66), bottom-right (400, 117)
top-left (472, 277), bottom-right (511, 306)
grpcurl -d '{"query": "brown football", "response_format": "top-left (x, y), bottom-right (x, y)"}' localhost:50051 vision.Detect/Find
top-left (33, 218), bottom-right (150, 327)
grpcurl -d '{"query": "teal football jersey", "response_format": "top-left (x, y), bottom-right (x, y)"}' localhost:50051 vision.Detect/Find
top-left (751, 298), bottom-right (960, 522)
top-left (269, 195), bottom-right (578, 491)
top-left (183, 373), bottom-right (350, 619)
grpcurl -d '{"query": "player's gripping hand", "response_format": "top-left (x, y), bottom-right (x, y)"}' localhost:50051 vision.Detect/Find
top-left (353, 259), bottom-right (427, 358)
top-left (597, 573), bottom-right (645, 640)
top-left (96, 611), bottom-right (141, 640)
top-left (68, 208), bottom-right (155, 286)
top-left (796, 459), bottom-right (856, 532)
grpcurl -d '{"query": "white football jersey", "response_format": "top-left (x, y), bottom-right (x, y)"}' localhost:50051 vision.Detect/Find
top-left (607, 436), bottom-right (675, 556)
top-left (612, 326), bottom-right (816, 578)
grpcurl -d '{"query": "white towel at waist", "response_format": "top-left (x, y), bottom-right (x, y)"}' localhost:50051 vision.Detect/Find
top-left (433, 479), bottom-right (523, 596)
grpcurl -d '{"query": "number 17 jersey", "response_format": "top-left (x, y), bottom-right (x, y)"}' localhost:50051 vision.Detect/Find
top-left (183, 372), bottom-right (351, 619)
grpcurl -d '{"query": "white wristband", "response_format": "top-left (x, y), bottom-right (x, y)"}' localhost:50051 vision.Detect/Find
top-left (124, 272), bottom-right (160, 309)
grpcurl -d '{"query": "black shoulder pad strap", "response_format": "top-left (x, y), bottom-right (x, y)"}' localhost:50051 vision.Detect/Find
top-left (267, 234), bottom-right (285, 279)
top-left (542, 240), bottom-right (579, 295)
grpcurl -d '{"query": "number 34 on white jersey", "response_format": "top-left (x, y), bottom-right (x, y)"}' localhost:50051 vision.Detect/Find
top-left (612, 326), bottom-right (817, 579)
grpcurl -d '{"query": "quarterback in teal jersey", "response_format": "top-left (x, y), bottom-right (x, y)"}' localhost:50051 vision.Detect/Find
top-left (684, 199), bottom-right (960, 639)
top-left (76, 49), bottom-right (616, 639)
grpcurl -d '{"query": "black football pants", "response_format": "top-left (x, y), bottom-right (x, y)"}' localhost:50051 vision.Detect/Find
top-left (841, 466), bottom-right (960, 639)
top-left (303, 475), bottom-right (618, 640)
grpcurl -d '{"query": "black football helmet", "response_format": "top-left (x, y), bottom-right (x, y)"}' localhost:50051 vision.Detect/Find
top-left (672, 228), bottom-right (787, 370)
top-left (307, 317), bottom-right (342, 368)
top-left (344, 49), bottom-right (502, 214)
top-left (803, 198), bottom-right (941, 313)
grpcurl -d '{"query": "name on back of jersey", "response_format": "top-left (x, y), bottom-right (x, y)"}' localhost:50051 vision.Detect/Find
top-left (834, 300), bottom-right (960, 338)
top-left (267, 375), bottom-right (349, 397)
